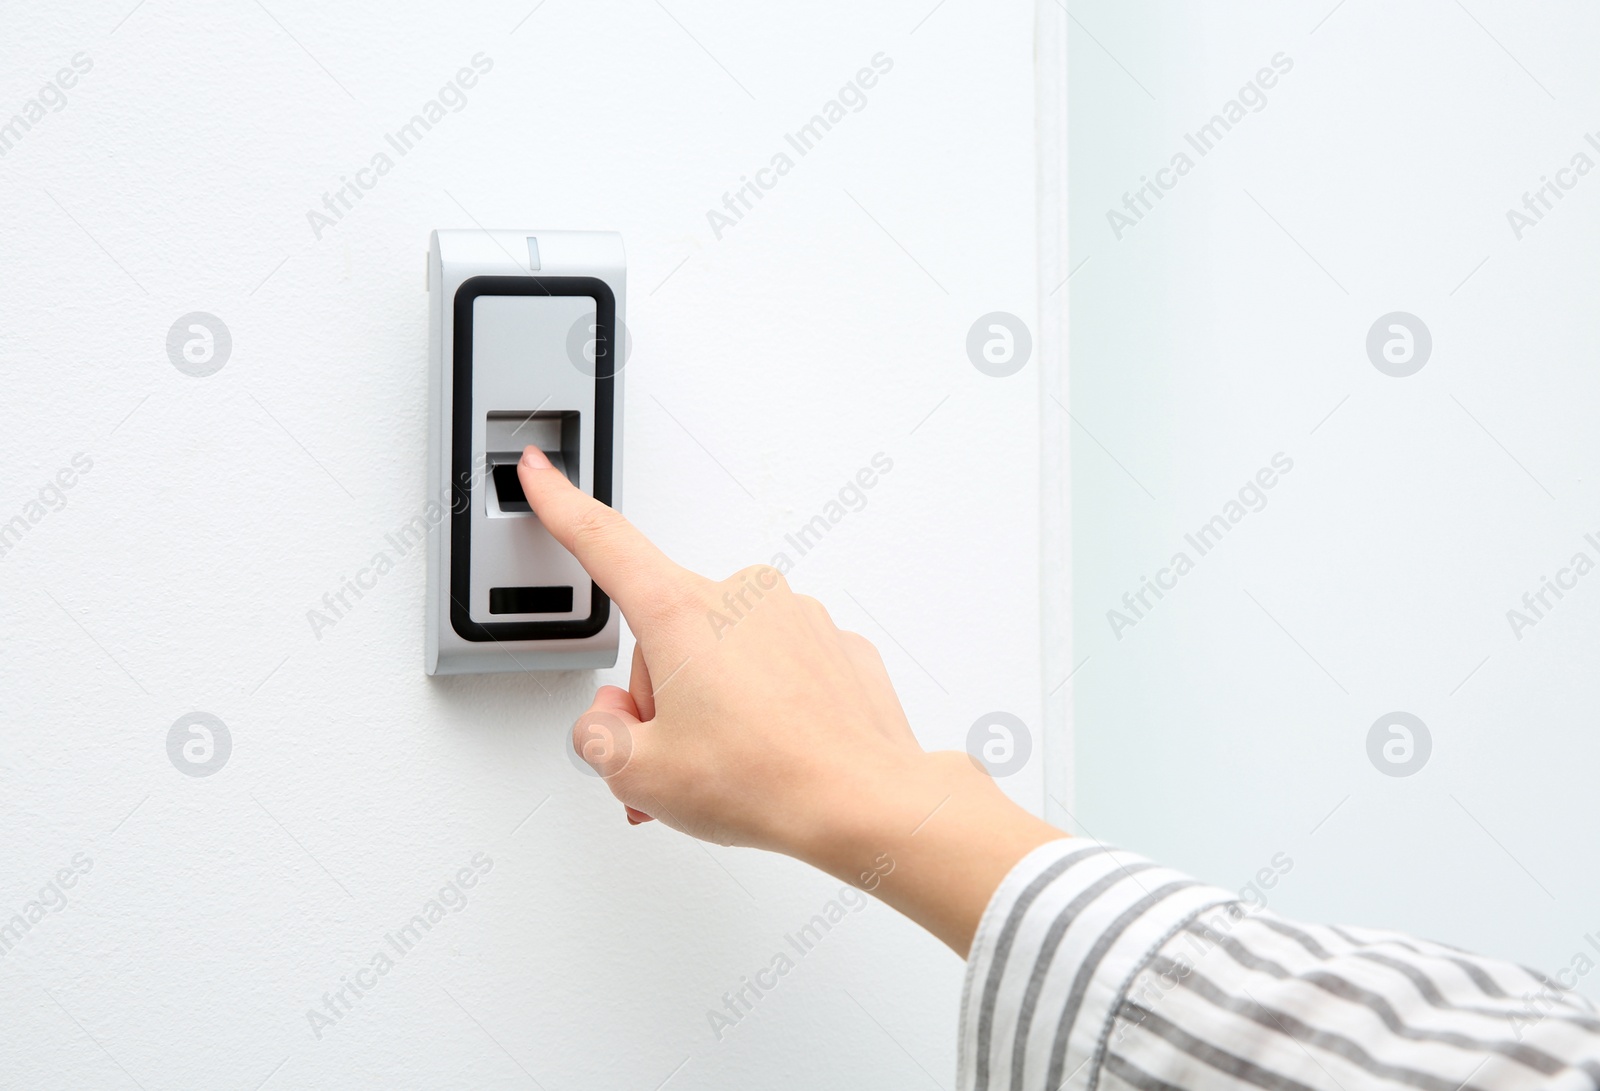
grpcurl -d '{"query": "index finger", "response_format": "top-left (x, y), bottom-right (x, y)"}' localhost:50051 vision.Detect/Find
top-left (516, 446), bottom-right (696, 621)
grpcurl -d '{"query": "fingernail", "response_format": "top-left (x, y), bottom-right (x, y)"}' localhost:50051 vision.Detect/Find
top-left (626, 813), bottom-right (641, 825)
top-left (521, 446), bottom-right (551, 469)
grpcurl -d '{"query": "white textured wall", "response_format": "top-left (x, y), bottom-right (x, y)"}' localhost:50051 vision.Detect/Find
top-left (1070, 1), bottom-right (1600, 996)
top-left (0, 2), bottom-right (1044, 1087)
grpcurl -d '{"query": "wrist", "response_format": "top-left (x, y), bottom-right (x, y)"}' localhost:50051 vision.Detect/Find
top-left (792, 749), bottom-right (976, 877)
top-left (792, 749), bottom-right (1064, 955)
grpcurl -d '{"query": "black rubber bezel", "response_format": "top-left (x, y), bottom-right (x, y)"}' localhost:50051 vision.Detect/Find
top-left (449, 276), bottom-right (614, 642)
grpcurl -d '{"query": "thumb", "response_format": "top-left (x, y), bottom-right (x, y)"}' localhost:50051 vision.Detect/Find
top-left (575, 688), bottom-right (664, 827)
top-left (573, 686), bottom-right (646, 780)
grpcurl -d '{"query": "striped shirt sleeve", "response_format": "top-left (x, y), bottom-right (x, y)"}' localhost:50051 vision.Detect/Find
top-left (958, 839), bottom-right (1600, 1091)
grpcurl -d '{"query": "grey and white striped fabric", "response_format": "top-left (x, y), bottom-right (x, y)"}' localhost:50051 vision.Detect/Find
top-left (959, 840), bottom-right (1600, 1091)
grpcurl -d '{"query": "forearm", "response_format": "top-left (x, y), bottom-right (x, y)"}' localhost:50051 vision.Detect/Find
top-left (793, 750), bottom-right (1065, 957)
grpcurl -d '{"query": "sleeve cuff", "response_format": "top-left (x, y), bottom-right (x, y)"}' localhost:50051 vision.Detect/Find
top-left (959, 839), bottom-right (1238, 1091)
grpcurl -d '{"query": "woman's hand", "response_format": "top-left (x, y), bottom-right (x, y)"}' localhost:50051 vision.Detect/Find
top-left (517, 446), bottom-right (1062, 955)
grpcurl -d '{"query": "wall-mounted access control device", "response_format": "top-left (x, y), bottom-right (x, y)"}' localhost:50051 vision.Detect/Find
top-left (425, 229), bottom-right (624, 674)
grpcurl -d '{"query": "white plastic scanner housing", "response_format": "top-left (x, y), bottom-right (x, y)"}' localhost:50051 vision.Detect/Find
top-left (425, 229), bottom-right (625, 674)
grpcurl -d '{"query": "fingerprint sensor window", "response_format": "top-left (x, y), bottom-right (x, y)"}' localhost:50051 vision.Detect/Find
top-left (492, 463), bottom-right (531, 512)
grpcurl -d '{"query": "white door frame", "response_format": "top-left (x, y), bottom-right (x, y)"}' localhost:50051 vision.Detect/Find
top-left (1036, 1), bottom-right (1073, 827)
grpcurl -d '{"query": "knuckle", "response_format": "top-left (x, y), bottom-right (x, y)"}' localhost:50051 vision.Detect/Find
top-left (848, 632), bottom-right (887, 667)
top-left (836, 629), bottom-right (887, 672)
top-left (841, 629), bottom-right (875, 654)
top-left (728, 563), bottom-right (788, 594)
top-left (795, 594), bottom-right (832, 623)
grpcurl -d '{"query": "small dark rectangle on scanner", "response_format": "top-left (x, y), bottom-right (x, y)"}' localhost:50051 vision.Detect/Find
top-left (489, 586), bottom-right (574, 614)
top-left (492, 463), bottom-right (531, 512)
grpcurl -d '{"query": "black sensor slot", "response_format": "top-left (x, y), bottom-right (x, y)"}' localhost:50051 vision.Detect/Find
top-left (492, 463), bottom-right (531, 512)
top-left (489, 586), bottom-right (574, 614)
